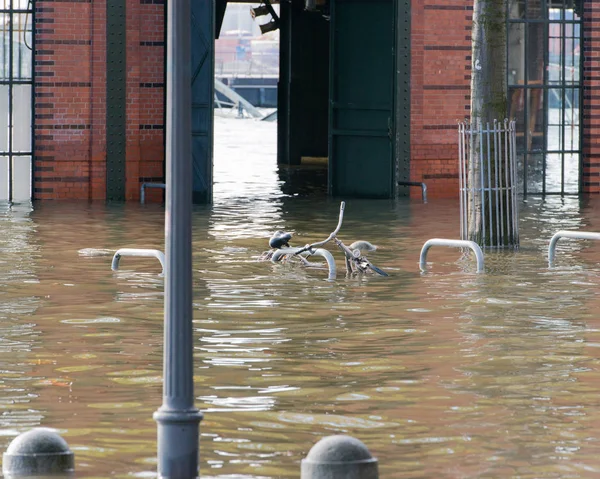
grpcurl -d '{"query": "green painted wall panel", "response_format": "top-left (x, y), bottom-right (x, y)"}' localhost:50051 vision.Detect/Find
top-left (395, 0), bottom-right (411, 189)
top-left (106, 0), bottom-right (126, 201)
top-left (333, 136), bottom-right (393, 197)
top-left (329, 0), bottom-right (395, 198)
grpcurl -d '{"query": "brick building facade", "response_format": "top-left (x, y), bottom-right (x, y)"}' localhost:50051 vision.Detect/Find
top-left (20, 0), bottom-right (594, 200)
top-left (582, 1), bottom-right (600, 194)
top-left (410, 0), bottom-right (473, 197)
top-left (33, 0), bottom-right (165, 201)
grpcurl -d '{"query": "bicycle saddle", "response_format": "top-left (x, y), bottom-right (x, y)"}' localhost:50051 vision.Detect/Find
top-left (269, 231), bottom-right (293, 249)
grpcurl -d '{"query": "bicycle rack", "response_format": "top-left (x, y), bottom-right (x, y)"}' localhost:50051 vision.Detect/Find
top-left (419, 238), bottom-right (484, 273)
top-left (548, 230), bottom-right (600, 266)
top-left (140, 183), bottom-right (166, 204)
top-left (111, 248), bottom-right (166, 275)
top-left (271, 247), bottom-right (337, 280)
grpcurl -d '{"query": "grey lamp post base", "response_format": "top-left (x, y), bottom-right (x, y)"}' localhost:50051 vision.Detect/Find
top-left (154, 408), bottom-right (204, 479)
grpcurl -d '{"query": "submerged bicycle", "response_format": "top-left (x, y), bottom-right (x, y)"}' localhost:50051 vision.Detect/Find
top-left (261, 201), bottom-right (389, 280)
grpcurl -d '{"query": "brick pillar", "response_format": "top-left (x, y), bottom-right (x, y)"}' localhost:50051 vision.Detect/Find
top-left (125, 0), bottom-right (142, 200)
top-left (34, 0), bottom-right (96, 199)
top-left (582, 1), bottom-right (600, 194)
top-left (139, 0), bottom-right (166, 203)
top-left (34, 0), bottom-right (165, 201)
top-left (125, 0), bottom-right (166, 202)
top-left (410, 0), bottom-right (472, 199)
top-left (91, 0), bottom-right (107, 200)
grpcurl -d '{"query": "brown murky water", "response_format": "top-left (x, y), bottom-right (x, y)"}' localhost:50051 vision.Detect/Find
top-left (3, 118), bottom-right (600, 478)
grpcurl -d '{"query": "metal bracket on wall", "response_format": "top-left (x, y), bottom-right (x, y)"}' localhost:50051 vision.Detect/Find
top-left (397, 181), bottom-right (427, 203)
top-left (140, 182), bottom-right (166, 204)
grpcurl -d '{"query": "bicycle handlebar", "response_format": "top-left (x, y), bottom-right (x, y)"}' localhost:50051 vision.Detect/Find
top-left (294, 201), bottom-right (346, 255)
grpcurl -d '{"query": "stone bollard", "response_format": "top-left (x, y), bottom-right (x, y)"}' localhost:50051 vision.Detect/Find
top-left (2, 428), bottom-right (74, 478)
top-left (301, 435), bottom-right (378, 479)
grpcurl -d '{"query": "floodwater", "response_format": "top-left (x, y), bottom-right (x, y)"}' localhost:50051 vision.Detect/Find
top-left (3, 117), bottom-right (600, 478)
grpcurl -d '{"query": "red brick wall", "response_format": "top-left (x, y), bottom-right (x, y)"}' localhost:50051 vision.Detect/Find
top-left (35, 1), bottom-right (593, 200)
top-left (125, 0), bottom-right (165, 201)
top-left (410, 0), bottom-right (472, 198)
top-left (90, 0), bottom-right (107, 200)
top-left (33, 0), bottom-right (165, 201)
top-left (583, 1), bottom-right (600, 194)
top-left (34, 0), bottom-right (97, 199)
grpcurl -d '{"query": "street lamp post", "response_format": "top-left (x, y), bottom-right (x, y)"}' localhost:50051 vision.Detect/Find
top-left (153, 0), bottom-right (203, 477)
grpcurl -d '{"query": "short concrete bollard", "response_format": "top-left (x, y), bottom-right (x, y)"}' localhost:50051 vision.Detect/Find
top-left (301, 435), bottom-right (378, 479)
top-left (2, 428), bottom-right (74, 477)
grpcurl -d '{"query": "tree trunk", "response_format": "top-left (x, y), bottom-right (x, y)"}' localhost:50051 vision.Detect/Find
top-left (468, 0), bottom-right (515, 247)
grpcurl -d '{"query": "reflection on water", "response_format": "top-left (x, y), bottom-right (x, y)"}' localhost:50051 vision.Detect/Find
top-left (3, 118), bottom-right (600, 477)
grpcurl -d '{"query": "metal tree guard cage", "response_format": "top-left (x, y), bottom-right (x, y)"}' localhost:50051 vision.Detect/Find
top-left (458, 119), bottom-right (519, 248)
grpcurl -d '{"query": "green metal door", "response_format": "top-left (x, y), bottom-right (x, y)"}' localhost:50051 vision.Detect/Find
top-left (329, 0), bottom-right (395, 198)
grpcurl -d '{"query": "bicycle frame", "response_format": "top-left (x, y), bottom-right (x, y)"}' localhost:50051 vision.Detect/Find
top-left (267, 202), bottom-right (388, 279)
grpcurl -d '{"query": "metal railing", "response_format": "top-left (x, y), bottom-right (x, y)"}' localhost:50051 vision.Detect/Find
top-left (419, 238), bottom-right (485, 273)
top-left (140, 183), bottom-right (166, 204)
top-left (214, 57), bottom-right (279, 78)
top-left (111, 248), bottom-right (166, 275)
top-left (458, 119), bottom-right (519, 248)
top-left (214, 79), bottom-right (264, 118)
top-left (548, 230), bottom-right (600, 265)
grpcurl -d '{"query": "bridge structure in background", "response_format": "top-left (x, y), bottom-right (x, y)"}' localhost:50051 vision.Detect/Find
top-left (190, 0), bottom-right (412, 202)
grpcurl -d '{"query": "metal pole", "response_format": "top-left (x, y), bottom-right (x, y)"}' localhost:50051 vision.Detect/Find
top-left (458, 124), bottom-right (464, 240)
top-left (486, 122), bottom-right (492, 248)
top-left (510, 120), bottom-right (516, 246)
top-left (504, 120), bottom-right (510, 244)
top-left (493, 121), bottom-right (500, 248)
top-left (461, 124), bottom-right (469, 241)
top-left (479, 122), bottom-right (486, 246)
top-left (153, 0), bottom-right (203, 477)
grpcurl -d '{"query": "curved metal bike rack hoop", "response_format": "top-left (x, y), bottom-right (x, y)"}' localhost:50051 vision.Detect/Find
top-left (548, 230), bottom-right (600, 266)
top-left (419, 238), bottom-right (485, 273)
top-left (271, 247), bottom-right (337, 280)
top-left (111, 248), bottom-right (166, 275)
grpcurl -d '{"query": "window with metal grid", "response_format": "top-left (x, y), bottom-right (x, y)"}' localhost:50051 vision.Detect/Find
top-left (0, 0), bottom-right (32, 203)
top-left (507, 0), bottom-right (582, 195)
